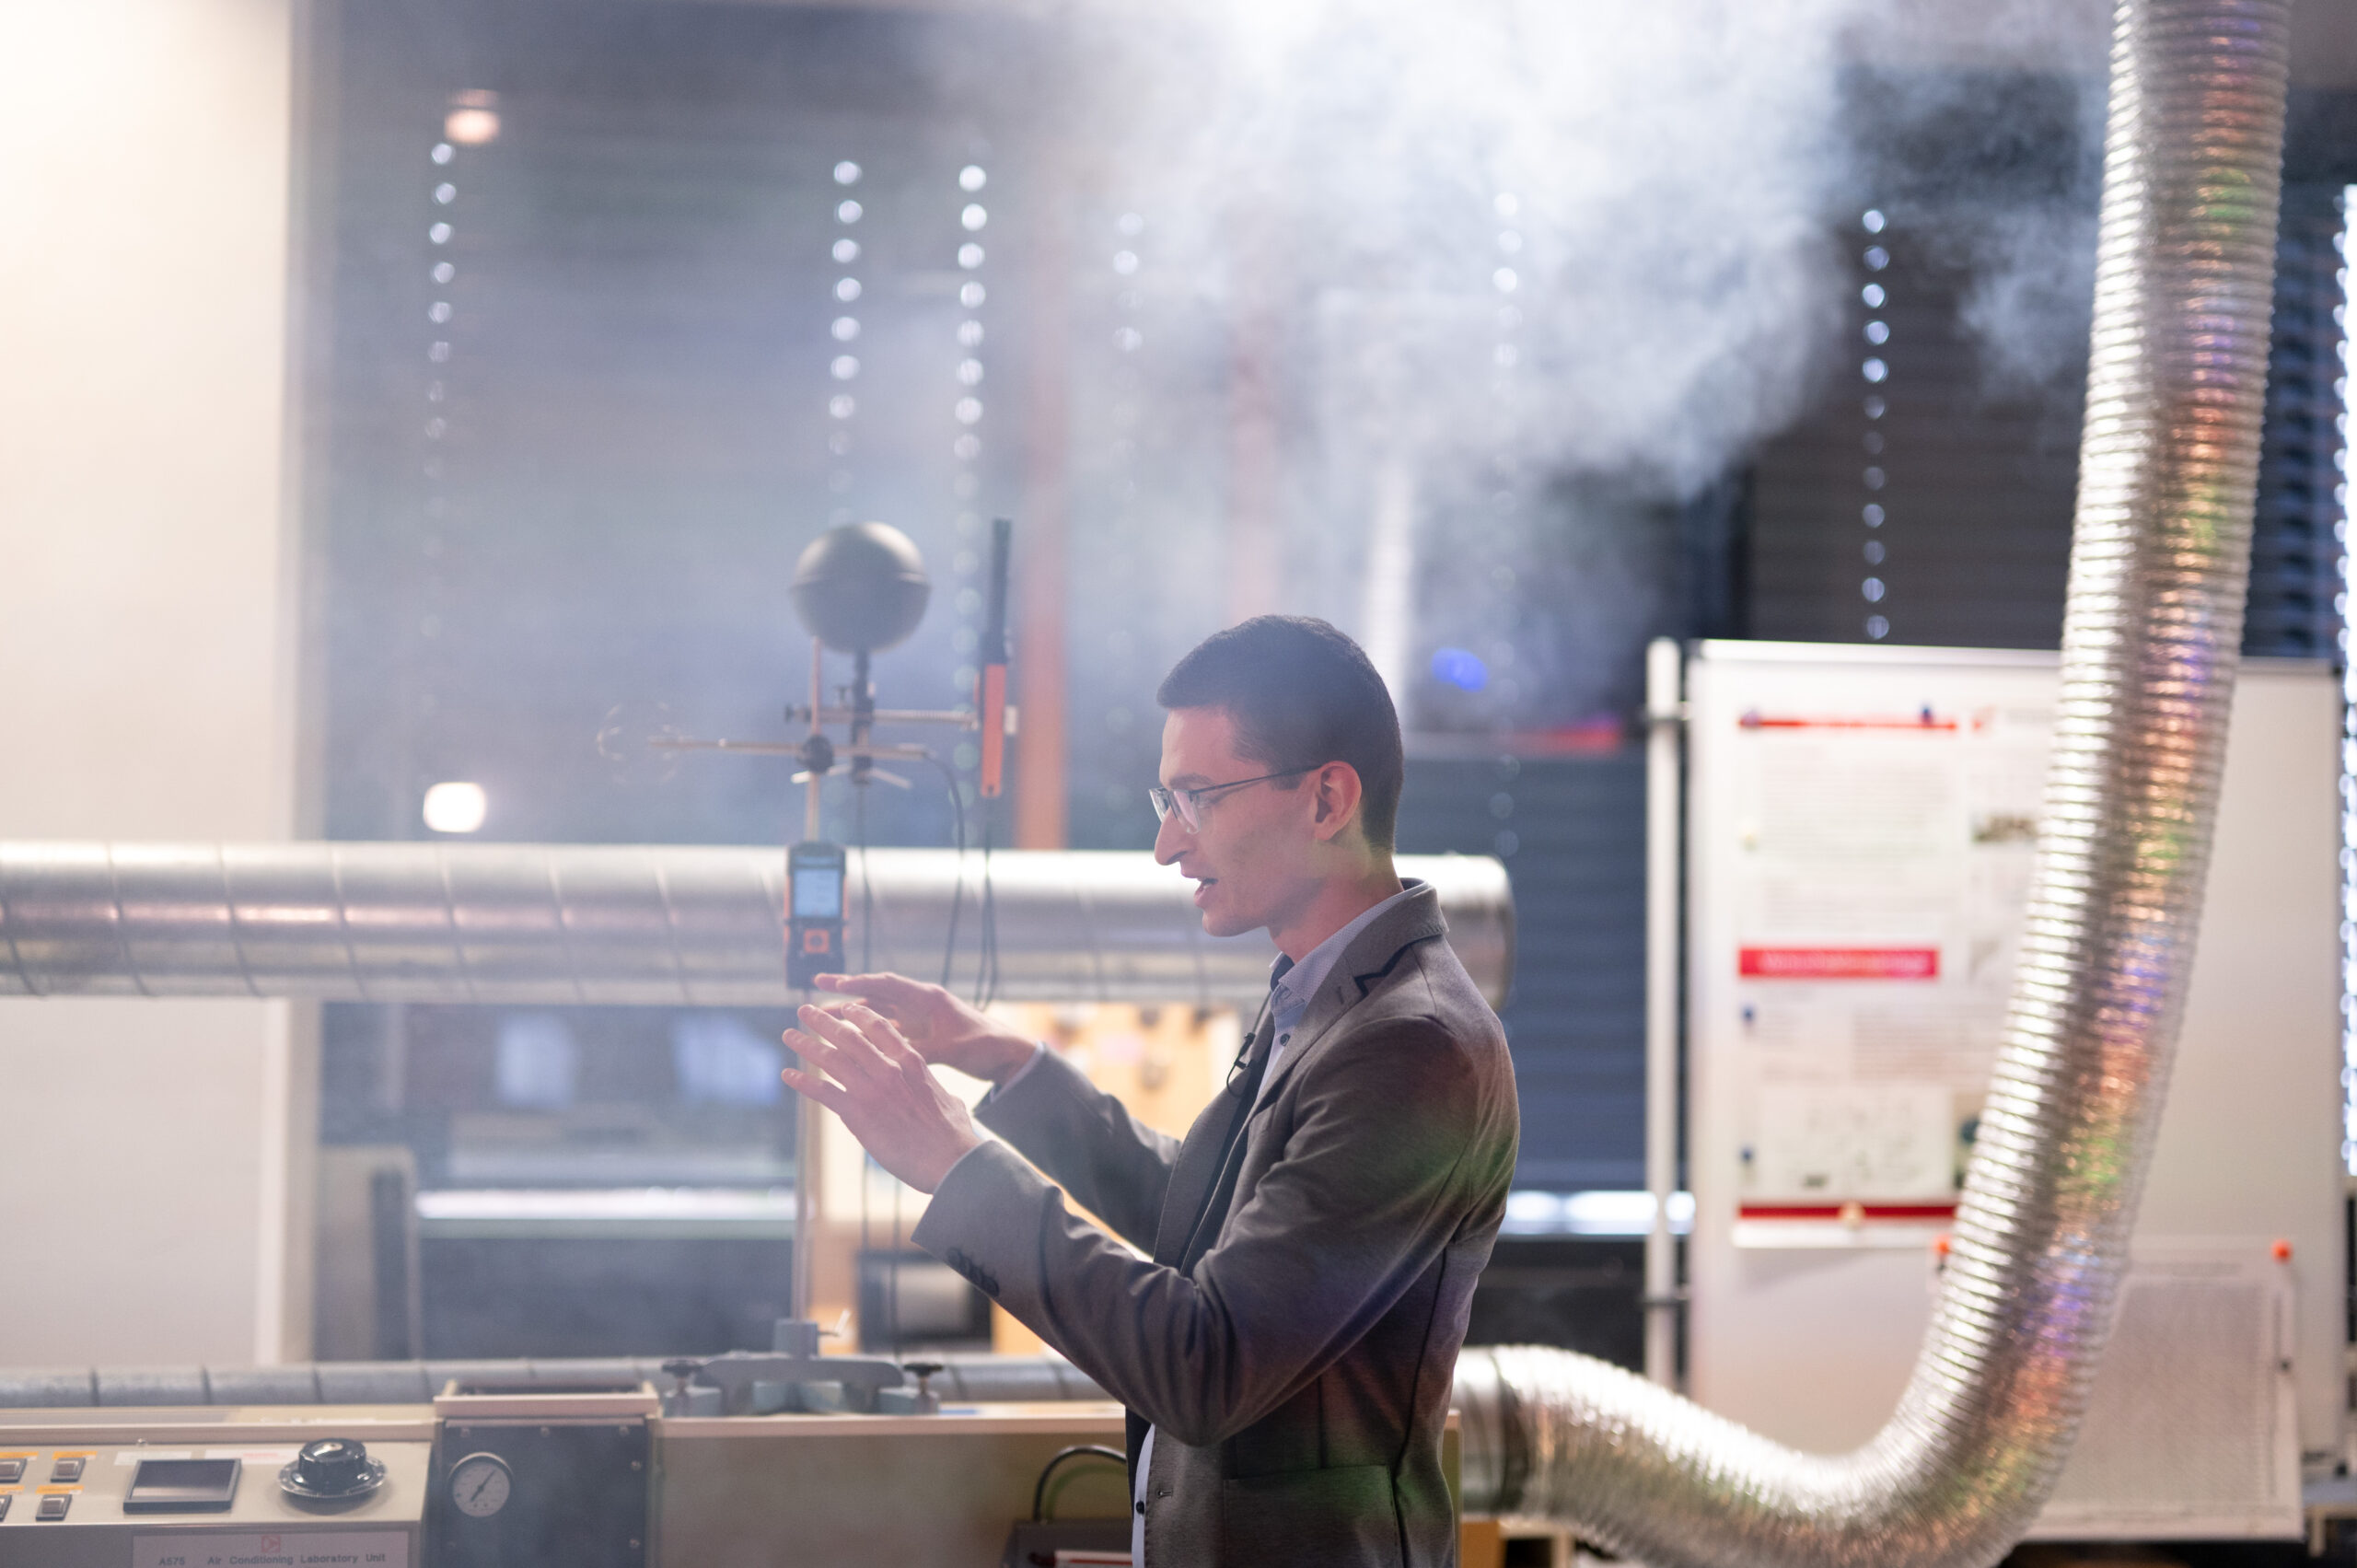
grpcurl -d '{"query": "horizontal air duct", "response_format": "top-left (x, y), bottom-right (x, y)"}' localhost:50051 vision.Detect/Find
top-left (0, 842), bottom-right (1511, 1009)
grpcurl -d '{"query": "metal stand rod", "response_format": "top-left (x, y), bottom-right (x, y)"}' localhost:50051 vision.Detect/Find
top-left (654, 738), bottom-right (939, 760)
top-left (792, 635), bottom-right (826, 1328)
top-left (1643, 635), bottom-right (1683, 1388)
top-left (793, 1090), bottom-right (818, 1329)
top-left (803, 635), bottom-right (825, 844)
top-left (785, 704), bottom-right (977, 727)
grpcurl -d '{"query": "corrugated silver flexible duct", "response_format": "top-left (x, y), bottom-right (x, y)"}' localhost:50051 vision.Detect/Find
top-left (0, 842), bottom-right (1511, 1009)
top-left (1454, 2), bottom-right (2290, 1562)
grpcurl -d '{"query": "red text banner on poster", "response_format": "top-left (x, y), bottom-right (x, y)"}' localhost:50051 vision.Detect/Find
top-left (1736, 1202), bottom-right (1958, 1221)
top-left (1737, 947), bottom-right (1940, 981)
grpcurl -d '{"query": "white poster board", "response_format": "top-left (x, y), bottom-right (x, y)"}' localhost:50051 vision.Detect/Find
top-left (1705, 654), bottom-right (2053, 1242)
top-left (1684, 642), bottom-right (2341, 1531)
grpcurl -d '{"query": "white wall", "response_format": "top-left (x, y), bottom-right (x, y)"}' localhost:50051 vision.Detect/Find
top-left (0, 0), bottom-right (310, 1365)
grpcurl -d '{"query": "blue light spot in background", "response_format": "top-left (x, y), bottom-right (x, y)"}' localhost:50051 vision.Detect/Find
top-left (495, 1014), bottom-right (580, 1109)
top-left (1432, 647), bottom-right (1488, 691)
top-left (672, 1013), bottom-right (784, 1106)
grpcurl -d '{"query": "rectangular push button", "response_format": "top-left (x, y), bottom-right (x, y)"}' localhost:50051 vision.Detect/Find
top-left (0, 1458), bottom-right (21, 1483)
top-left (48, 1458), bottom-right (83, 1483)
top-left (36, 1494), bottom-right (70, 1521)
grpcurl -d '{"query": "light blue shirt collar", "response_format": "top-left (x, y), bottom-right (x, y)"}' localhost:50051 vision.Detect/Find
top-left (1267, 881), bottom-right (1420, 1054)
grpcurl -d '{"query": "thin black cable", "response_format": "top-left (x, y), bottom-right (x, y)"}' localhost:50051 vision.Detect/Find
top-left (969, 777), bottom-right (996, 1006)
top-left (978, 816), bottom-right (1001, 1007)
top-left (889, 1158), bottom-right (903, 1363)
top-left (858, 1149), bottom-right (873, 1353)
top-left (1031, 1446), bottom-right (1127, 1522)
top-left (915, 752), bottom-right (968, 989)
top-left (975, 818), bottom-right (991, 1005)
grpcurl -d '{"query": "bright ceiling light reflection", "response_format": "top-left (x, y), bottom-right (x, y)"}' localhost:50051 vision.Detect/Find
top-left (445, 108), bottom-right (499, 145)
top-left (423, 782), bottom-right (488, 833)
top-left (444, 89), bottom-right (500, 146)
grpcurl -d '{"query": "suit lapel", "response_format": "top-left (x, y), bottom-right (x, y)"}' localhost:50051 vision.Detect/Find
top-left (1250, 887), bottom-right (1449, 1111)
top-left (1174, 918), bottom-right (1449, 1274)
top-left (1150, 992), bottom-right (1275, 1265)
top-left (1152, 885), bottom-right (1451, 1267)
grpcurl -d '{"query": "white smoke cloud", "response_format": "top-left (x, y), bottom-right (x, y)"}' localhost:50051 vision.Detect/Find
top-left (1033, 0), bottom-right (2113, 725)
top-left (1068, 0), bottom-right (1878, 496)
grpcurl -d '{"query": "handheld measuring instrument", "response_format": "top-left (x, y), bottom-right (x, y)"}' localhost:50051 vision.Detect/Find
top-left (786, 841), bottom-right (848, 987)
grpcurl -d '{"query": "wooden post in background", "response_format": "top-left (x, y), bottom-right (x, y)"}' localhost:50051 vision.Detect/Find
top-left (1016, 142), bottom-right (1073, 851)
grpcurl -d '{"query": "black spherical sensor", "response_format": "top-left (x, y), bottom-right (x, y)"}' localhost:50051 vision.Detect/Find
top-left (789, 522), bottom-right (931, 653)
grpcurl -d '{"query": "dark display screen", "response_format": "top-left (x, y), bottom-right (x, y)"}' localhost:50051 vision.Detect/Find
top-left (125, 1458), bottom-right (240, 1512)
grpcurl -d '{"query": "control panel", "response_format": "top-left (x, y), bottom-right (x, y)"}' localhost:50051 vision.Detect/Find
top-left (0, 1439), bottom-right (428, 1567)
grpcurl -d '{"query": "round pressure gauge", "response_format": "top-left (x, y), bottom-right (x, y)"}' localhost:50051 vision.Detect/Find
top-left (447, 1452), bottom-right (513, 1519)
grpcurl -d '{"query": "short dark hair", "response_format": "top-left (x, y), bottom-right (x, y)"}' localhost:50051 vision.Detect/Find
top-left (1155, 616), bottom-right (1405, 851)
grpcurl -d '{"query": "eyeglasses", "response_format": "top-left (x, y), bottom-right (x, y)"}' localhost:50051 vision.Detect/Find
top-left (1148, 769), bottom-right (1309, 832)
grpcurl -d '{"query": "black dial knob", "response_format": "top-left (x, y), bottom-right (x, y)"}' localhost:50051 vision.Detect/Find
top-left (297, 1440), bottom-right (367, 1491)
top-left (280, 1436), bottom-right (387, 1501)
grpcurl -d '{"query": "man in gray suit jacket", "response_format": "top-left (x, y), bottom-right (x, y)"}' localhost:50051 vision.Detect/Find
top-left (783, 616), bottom-right (1518, 1566)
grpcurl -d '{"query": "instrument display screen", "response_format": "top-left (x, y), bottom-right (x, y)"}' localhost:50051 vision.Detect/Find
top-left (793, 863), bottom-right (845, 918)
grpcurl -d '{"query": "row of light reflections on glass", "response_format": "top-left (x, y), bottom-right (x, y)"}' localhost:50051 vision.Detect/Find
top-left (1089, 203), bottom-right (1151, 814)
top-left (824, 159), bottom-right (991, 453)
top-left (415, 105), bottom-right (500, 834)
top-left (420, 128), bottom-right (469, 828)
top-left (1480, 192), bottom-right (1526, 716)
top-left (2334, 191), bottom-right (2356, 1172)
top-left (829, 159), bottom-right (996, 747)
top-left (1860, 207), bottom-right (1892, 641)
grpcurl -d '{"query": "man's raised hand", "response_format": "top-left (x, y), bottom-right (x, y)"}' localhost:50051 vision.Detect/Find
top-left (809, 970), bottom-right (1037, 1084)
top-left (780, 1001), bottom-right (983, 1194)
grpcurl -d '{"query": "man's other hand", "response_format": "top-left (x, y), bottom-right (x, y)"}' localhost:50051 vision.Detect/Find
top-left (781, 1002), bottom-right (984, 1194)
top-left (810, 970), bottom-right (1037, 1084)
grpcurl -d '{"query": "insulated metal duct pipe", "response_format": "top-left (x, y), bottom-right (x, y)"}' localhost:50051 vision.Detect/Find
top-left (1453, 3), bottom-right (2290, 1562)
top-left (0, 1354), bottom-right (1107, 1411)
top-left (0, 843), bottom-right (1511, 1010)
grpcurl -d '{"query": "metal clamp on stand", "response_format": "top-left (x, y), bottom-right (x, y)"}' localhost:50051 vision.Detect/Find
top-left (663, 1319), bottom-right (908, 1416)
top-left (877, 1361), bottom-right (943, 1416)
